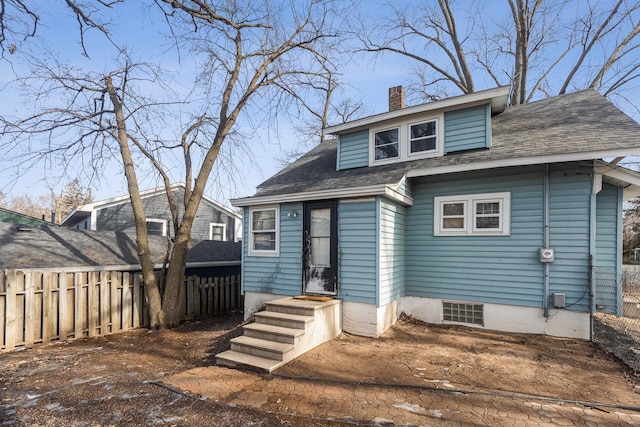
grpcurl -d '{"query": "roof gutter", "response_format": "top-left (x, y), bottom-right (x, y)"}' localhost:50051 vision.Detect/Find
top-left (407, 148), bottom-right (640, 179)
top-left (231, 183), bottom-right (414, 207)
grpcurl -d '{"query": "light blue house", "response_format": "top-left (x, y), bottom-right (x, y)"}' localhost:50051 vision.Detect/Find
top-left (231, 86), bottom-right (640, 340)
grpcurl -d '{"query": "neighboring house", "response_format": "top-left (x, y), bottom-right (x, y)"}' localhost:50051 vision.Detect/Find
top-left (0, 222), bottom-right (240, 271)
top-left (60, 183), bottom-right (241, 242)
top-left (0, 207), bottom-right (56, 226)
top-left (231, 86), bottom-right (640, 340)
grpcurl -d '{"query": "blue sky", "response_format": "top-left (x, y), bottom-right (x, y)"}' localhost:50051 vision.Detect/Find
top-left (1, 0), bottom-right (639, 207)
top-left (0, 1), bottom-right (413, 205)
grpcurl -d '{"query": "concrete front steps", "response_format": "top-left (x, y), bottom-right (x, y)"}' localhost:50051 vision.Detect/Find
top-left (216, 297), bottom-right (341, 373)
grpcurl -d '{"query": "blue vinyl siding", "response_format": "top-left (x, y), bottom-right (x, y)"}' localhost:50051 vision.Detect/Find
top-left (242, 203), bottom-right (303, 296)
top-left (337, 129), bottom-right (369, 170)
top-left (379, 199), bottom-right (406, 306)
top-left (548, 167), bottom-right (592, 312)
top-left (444, 104), bottom-right (489, 153)
top-left (595, 183), bottom-right (622, 314)
top-left (406, 163), bottom-right (596, 312)
top-left (406, 167), bottom-right (545, 308)
top-left (338, 200), bottom-right (377, 304)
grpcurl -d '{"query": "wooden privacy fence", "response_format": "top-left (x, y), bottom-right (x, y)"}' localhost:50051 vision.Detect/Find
top-left (0, 269), bottom-right (241, 352)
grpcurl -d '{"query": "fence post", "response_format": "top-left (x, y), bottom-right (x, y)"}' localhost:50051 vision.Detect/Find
top-left (5, 270), bottom-right (19, 351)
top-left (99, 271), bottom-right (109, 335)
top-left (213, 277), bottom-right (220, 314)
top-left (132, 274), bottom-right (141, 329)
top-left (193, 276), bottom-right (203, 316)
top-left (122, 272), bottom-right (131, 331)
top-left (24, 272), bottom-right (38, 348)
top-left (59, 273), bottom-right (70, 341)
top-left (41, 272), bottom-right (55, 345)
top-left (74, 273), bottom-right (85, 339)
top-left (206, 277), bottom-right (214, 315)
top-left (186, 276), bottom-right (194, 318)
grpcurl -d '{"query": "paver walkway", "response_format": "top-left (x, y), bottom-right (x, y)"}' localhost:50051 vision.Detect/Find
top-left (165, 366), bottom-right (640, 426)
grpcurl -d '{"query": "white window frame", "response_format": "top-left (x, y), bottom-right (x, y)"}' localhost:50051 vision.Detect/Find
top-left (370, 114), bottom-right (443, 166)
top-left (209, 223), bottom-right (227, 241)
top-left (408, 119), bottom-right (438, 157)
top-left (434, 192), bottom-right (510, 236)
top-left (372, 126), bottom-right (400, 161)
top-left (249, 206), bottom-right (279, 256)
top-left (146, 218), bottom-right (167, 237)
top-left (440, 199), bottom-right (467, 233)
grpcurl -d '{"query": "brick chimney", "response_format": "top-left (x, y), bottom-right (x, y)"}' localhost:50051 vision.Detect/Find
top-left (388, 86), bottom-right (405, 111)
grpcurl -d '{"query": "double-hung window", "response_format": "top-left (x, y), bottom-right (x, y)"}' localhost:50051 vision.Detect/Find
top-left (210, 223), bottom-right (226, 241)
top-left (374, 128), bottom-right (399, 160)
top-left (409, 120), bottom-right (437, 155)
top-left (435, 192), bottom-right (510, 236)
top-left (249, 206), bottom-right (279, 255)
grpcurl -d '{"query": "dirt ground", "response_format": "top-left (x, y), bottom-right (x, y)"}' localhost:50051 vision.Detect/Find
top-left (1, 313), bottom-right (639, 426)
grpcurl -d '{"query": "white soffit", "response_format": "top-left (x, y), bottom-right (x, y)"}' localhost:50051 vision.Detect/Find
top-left (595, 161), bottom-right (640, 200)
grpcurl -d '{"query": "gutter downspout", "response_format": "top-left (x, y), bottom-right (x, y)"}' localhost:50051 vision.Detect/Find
top-left (543, 164), bottom-right (550, 318)
top-left (589, 172), bottom-right (602, 339)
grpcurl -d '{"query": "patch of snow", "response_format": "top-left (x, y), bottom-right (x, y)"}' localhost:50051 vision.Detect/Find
top-left (119, 393), bottom-right (138, 399)
top-left (371, 417), bottom-right (395, 425)
top-left (44, 402), bottom-right (69, 412)
top-left (392, 401), bottom-right (426, 414)
top-left (72, 376), bottom-right (103, 385)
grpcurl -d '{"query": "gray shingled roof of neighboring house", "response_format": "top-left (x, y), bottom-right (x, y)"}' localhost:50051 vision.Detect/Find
top-left (253, 89), bottom-right (640, 198)
top-left (0, 222), bottom-right (240, 269)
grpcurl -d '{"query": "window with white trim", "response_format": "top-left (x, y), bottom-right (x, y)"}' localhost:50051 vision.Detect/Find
top-left (249, 206), bottom-right (279, 255)
top-left (370, 115), bottom-right (442, 165)
top-left (434, 192), bottom-right (510, 236)
top-left (409, 120), bottom-right (437, 155)
top-left (210, 223), bottom-right (226, 241)
top-left (146, 218), bottom-right (167, 236)
top-left (374, 127), bottom-right (399, 160)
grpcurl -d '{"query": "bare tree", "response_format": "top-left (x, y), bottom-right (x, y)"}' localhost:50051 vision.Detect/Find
top-left (51, 178), bottom-right (93, 222)
top-left (357, 0), bottom-right (640, 106)
top-left (0, 0), bottom-right (121, 58)
top-left (1, 0), bottom-right (343, 329)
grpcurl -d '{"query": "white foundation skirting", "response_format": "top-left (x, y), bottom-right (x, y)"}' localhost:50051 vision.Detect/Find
top-left (244, 292), bottom-right (590, 339)
top-left (399, 296), bottom-right (590, 340)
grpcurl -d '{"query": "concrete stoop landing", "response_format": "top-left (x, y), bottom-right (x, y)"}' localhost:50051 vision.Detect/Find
top-left (215, 297), bottom-right (342, 373)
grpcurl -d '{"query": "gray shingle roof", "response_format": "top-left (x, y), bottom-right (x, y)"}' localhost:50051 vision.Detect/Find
top-left (0, 222), bottom-right (240, 269)
top-left (252, 90), bottom-right (640, 199)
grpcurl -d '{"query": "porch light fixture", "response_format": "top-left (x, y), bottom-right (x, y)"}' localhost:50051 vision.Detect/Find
top-left (287, 210), bottom-right (298, 218)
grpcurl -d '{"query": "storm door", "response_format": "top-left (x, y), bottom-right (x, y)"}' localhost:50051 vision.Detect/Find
top-left (303, 201), bottom-right (338, 295)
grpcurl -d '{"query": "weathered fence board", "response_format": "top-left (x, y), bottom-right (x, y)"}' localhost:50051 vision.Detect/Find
top-left (0, 269), bottom-right (241, 352)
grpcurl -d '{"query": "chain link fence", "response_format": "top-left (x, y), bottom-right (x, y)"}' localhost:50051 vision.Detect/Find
top-left (591, 265), bottom-right (640, 376)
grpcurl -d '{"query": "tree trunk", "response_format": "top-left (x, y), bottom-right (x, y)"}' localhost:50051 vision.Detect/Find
top-left (161, 199), bottom-right (195, 327)
top-left (105, 74), bottom-right (165, 329)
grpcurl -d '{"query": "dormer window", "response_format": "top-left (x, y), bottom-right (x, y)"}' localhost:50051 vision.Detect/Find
top-left (374, 128), bottom-right (399, 160)
top-left (370, 115), bottom-right (443, 165)
top-left (409, 120), bottom-right (437, 155)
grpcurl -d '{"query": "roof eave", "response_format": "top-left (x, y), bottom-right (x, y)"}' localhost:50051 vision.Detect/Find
top-left (231, 183), bottom-right (414, 207)
top-left (594, 160), bottom-right (640, 200)
top-left (406, 148), bottom-right (640, 179)
top-left (324, 86), bottom-right (510, 135)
